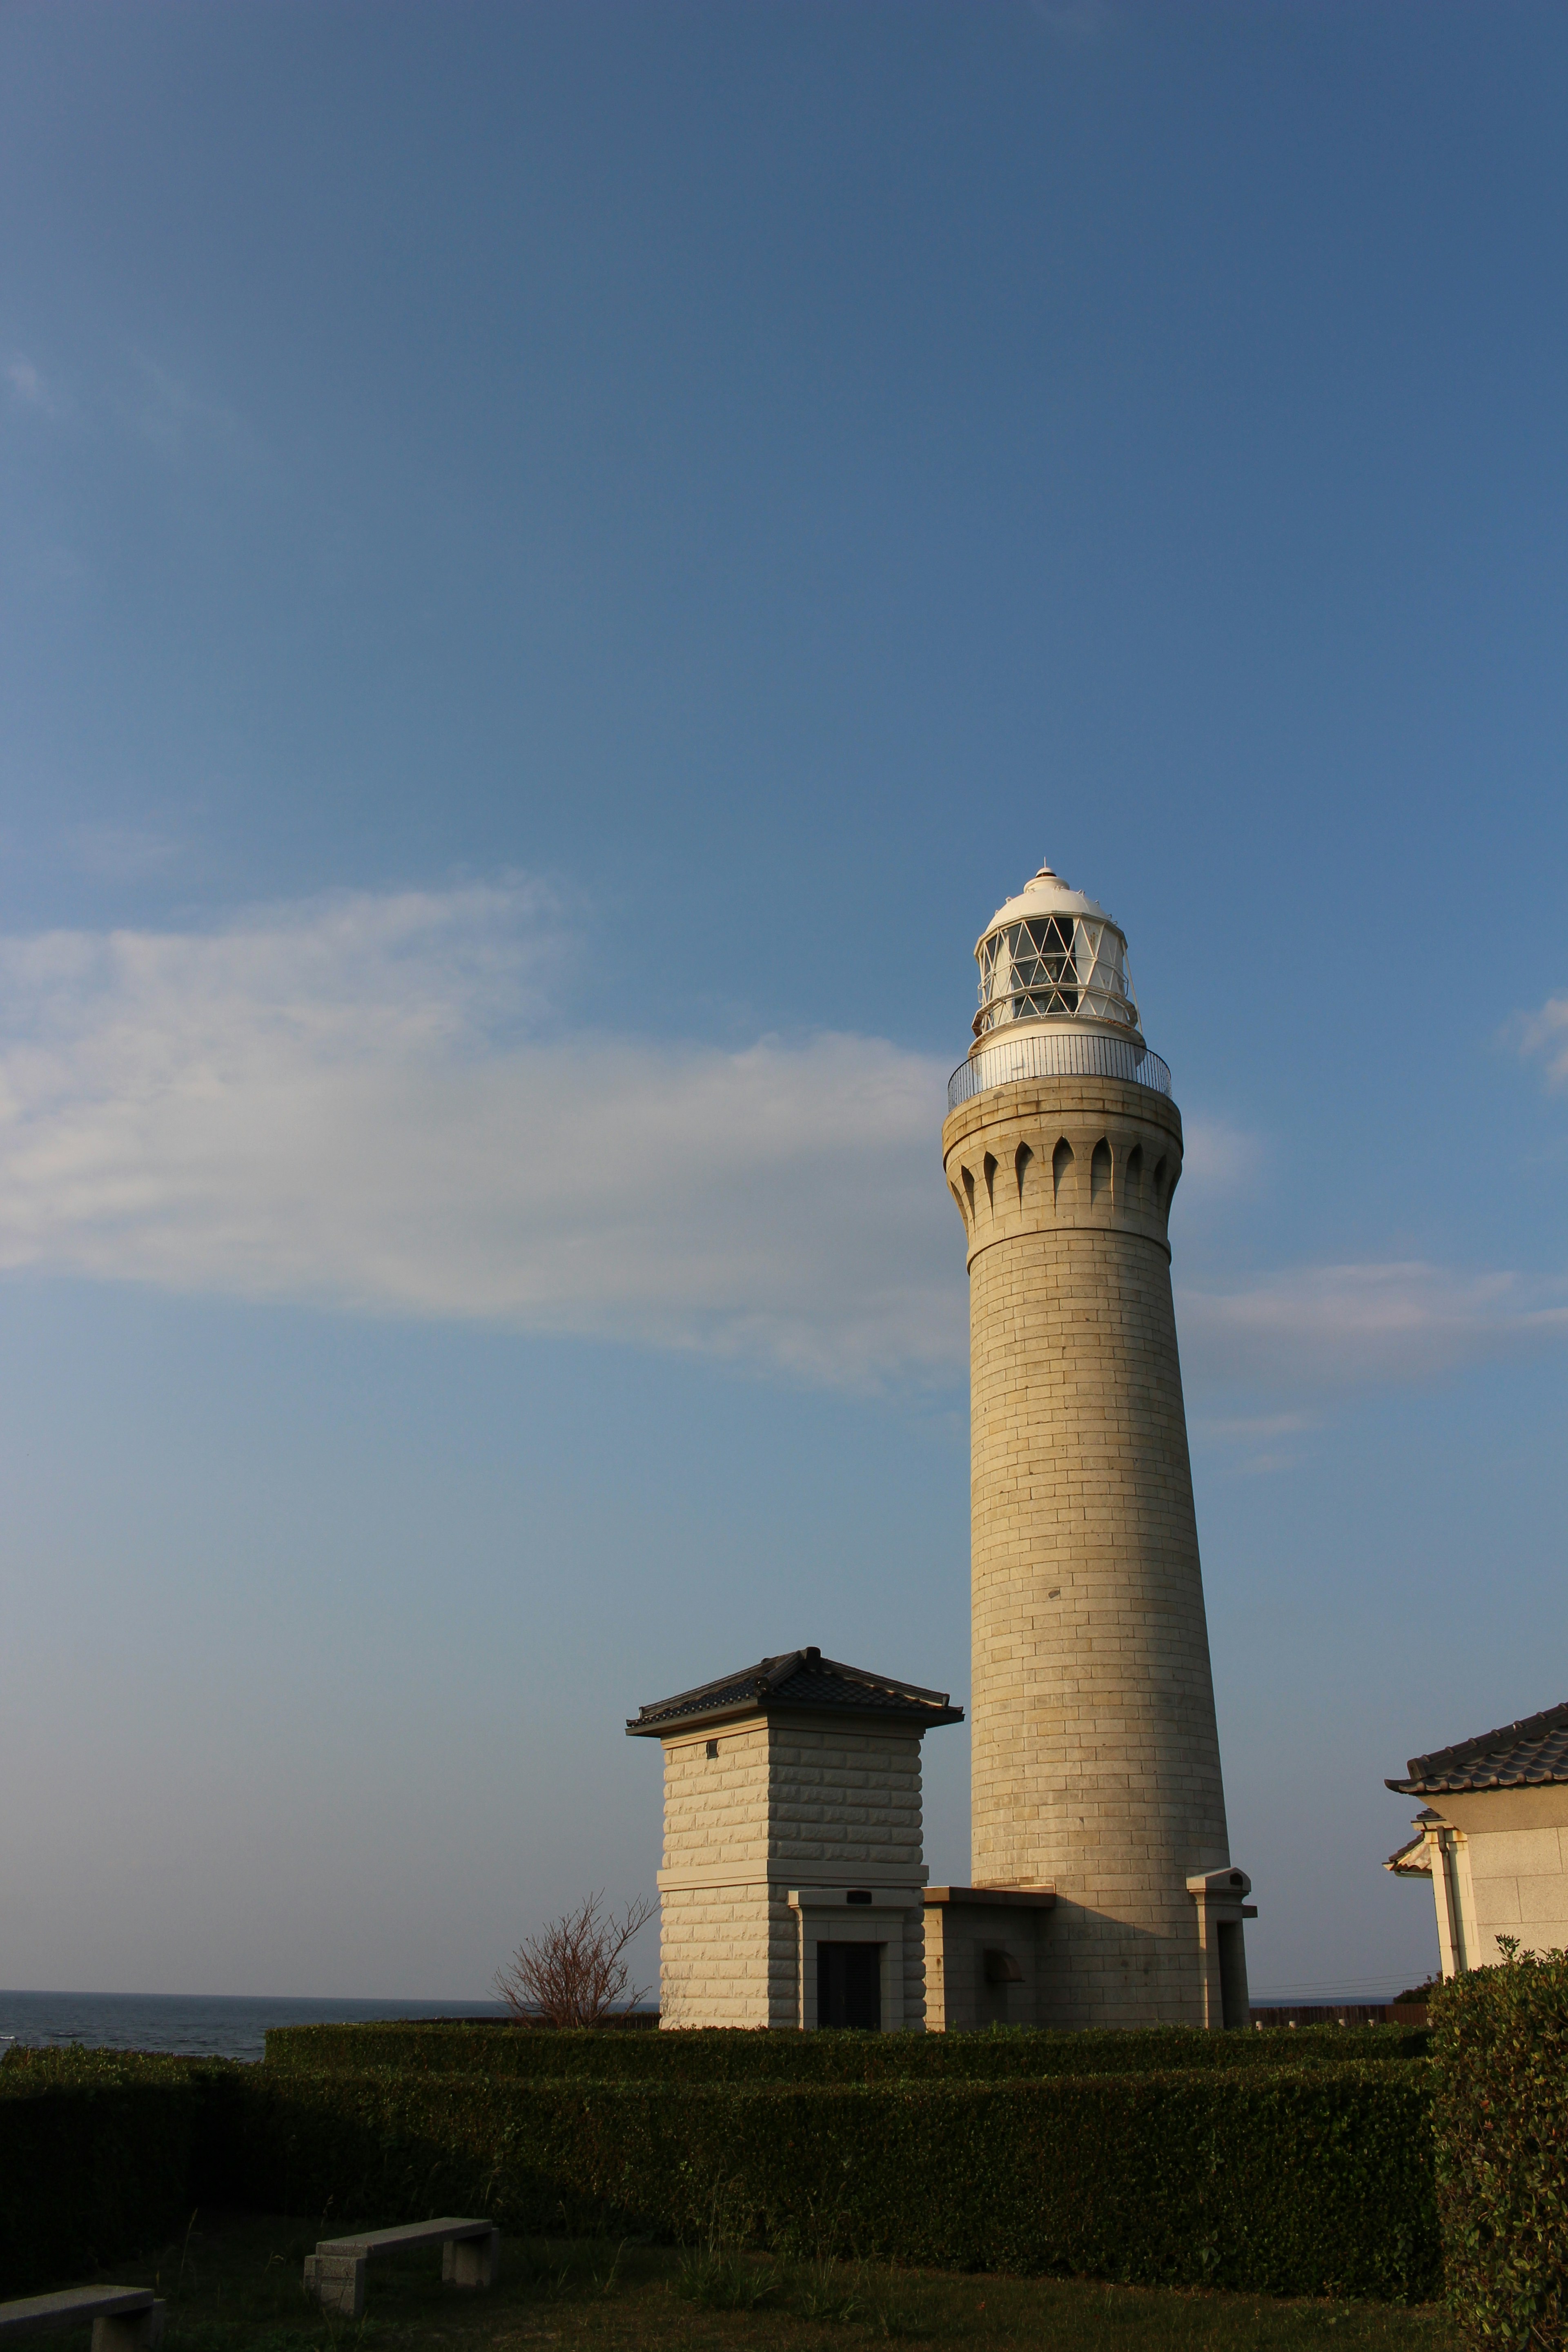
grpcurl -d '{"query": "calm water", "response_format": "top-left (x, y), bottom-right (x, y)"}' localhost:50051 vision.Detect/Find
top-left (0, 1991), bottom-right (510, 2063)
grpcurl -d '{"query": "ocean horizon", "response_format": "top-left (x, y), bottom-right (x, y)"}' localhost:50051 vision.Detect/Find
top-left (0, 1985), bottom-right (1410, 2060)
top-left (0, 1989), bottom-right (512, 2062)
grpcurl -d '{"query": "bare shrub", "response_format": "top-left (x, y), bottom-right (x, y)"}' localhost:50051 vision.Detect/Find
top-left (493, 1889), bottom-right (656, 2028)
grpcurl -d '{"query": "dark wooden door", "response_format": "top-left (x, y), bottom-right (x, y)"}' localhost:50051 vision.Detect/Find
top-left (817, 1940), bottom-right (882, 2029)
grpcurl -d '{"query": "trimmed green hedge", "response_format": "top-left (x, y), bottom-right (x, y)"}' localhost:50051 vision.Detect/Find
top-left (0, 2050), bottom-right (198, 2296)
top-left (209, 2059), bottom-right (1438, 2300)
top-left (1431, 1945), bottom-right (1568, 2350)
top-left (0, 2037), bottom-right (1441, 2303)
top-left (263, 2018), bottom-right (1430, 2079)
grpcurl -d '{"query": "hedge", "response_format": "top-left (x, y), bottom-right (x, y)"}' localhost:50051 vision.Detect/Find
top-left (207, 2059), bottom-right (1438, 2300)
top-left (1431, 1944), bottom-right (1568, 2350)
top-left (0, 2040), bottom-right (1441, 2303)
top-left (0, 2050), bottom-right (198, 2297)
top-left (263, 2018), bottom-right (1430, 2080)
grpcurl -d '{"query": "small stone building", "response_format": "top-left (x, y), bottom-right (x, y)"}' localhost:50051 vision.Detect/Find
top-left (1387, 1701), bottom-right (1568, 1974)
top-left (627, 1647), bottom-right (962, 2030)
top-left (922, 1884), bottom-right (1057, 2029)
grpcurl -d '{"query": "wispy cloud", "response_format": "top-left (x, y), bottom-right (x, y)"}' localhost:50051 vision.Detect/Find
top-left (124, 354), bottom-right (256, 461)
top-left (0, 883), bottom-right (1562, 1398)
top-left (1512, 993), bottom-right (1568, 1088)
top-left (0, 885), bottom-right (960, 1386)
top-left (1178, 1263), bottom-right (1568, 1392)
top-left (1027, 0), bottom-right (1120, 40)
top-left (6, 356), bottom-right (58, 416)
top-left (1190, 1409), bottom-right (1317, 1477)
top-left (1178, 1115), bottom-right (1265, 1198)
top-left (1192, 1411), bottom-right (1317, 1444)
top-left (65, 823), bottom-right (187, 882)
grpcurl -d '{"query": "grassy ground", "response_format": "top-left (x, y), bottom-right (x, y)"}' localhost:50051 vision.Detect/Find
top-left (59, 2214), bottom-right (1463, 2352)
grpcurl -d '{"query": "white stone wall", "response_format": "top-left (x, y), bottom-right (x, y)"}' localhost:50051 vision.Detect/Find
top-left (656, 1714), bottom-right (929, 2029)
top-left (1417, 1787), bottom-right (1568, 1972)
top-left (1468, 1824), bottom-right (1568, 1957)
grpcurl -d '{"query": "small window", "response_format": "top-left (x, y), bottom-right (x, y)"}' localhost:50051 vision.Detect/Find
top-left (705, 1739), bottom-right (718, 1759)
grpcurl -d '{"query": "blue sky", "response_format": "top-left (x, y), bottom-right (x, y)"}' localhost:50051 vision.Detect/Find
top-left (1, 0), bottom-right (1565, 2003)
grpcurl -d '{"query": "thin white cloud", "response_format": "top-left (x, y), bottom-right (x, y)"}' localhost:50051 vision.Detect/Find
top-left (65, 824), bottom-right (186, 882)
top-left (1028, 0), bottom-right (1120, 39)
top-left (0, 885), bottom-right (961, 1386)
top-left (1178, 1263), bottom-right (1568, 1392)
top-left (1512, 994), bottom-right (1568, 1088)
top-left (1192, 1411), bottom-right (1317, 1444)
top-left (1177, 1114), bottom-right (1265, 1200)
top-left (125, 354), bottom-right (256, 461)
top-left (1189, 1409), bottom-right (1317, 1478)
top-left (6, 357), bottom-right (57, 415)
top-left (0, 884), bottom-right (1562, 1398)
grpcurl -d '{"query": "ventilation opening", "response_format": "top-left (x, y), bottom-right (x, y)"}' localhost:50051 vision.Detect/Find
top-left (817, 1942), bottom-right (882, 2030)
top-left (982, 1152), bottom-right (998, 1209)
top-left (1014, 1141), bottom-right (1033, 1202)
top-left (982, 1947), bottom-right (1023, 1985)
top-left (1125, 1143), bottom-right (1143, 1203)
top-left (1090, 1137), bottom-right (1112, 1205)
top-left (1052, 1137), bottom-right (1074, 1204)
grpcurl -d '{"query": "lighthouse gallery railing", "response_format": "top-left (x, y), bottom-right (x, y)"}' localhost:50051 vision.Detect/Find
top-left (948, 1030), bottom-right (1172, 1111)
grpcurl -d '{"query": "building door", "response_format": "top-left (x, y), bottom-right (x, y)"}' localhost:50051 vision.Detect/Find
top-left (817, 1940), bottom-right (882, 2029)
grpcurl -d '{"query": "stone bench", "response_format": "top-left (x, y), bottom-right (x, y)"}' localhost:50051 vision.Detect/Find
top-left (0, 2287), bottom-right (165, 2351)
top-left (303, 2218), bottom-right (500, 2318)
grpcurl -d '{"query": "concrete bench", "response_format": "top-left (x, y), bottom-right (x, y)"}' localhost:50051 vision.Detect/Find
top-left (303, 2218), bottom-right (500, 2318)
top-left (0, 2287), bottom-right (165, 2351)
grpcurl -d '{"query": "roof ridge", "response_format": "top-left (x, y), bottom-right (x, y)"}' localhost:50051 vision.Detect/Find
top-left (1406, 1697), bottom-right (1568, 1781)
top-left (626, 1646), bottom-right (963, 1737)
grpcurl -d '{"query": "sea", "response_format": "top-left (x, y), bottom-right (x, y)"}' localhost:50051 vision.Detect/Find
top-left (0, 1991), bottom-right (510, 2064)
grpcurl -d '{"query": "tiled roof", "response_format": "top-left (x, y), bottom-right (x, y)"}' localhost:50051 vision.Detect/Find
top-left (1386, 1702), bottom-right (1568, 1796)
top-left (1385, 1816), bottom-right (1438, 1875)
top-left (627, 1647), bottom-right (964, 1737)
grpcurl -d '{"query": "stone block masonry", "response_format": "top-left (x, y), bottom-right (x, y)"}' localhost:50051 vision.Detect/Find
top-left (655, 1715), bottom-right (929, 2029)
top-left (943, 1072), bottom-right (1236, 2028)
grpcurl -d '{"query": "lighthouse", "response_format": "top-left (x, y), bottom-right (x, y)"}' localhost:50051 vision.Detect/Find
top-left (940, 859), bottom-right (1252, 2029)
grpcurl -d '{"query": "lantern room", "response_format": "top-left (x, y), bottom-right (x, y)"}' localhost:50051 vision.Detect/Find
top-left (972, 859), bottom-right (1141, 1042)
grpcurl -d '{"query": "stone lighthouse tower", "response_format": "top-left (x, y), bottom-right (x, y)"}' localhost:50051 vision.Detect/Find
top-left (940, 858), bottom-right (1252, 2029)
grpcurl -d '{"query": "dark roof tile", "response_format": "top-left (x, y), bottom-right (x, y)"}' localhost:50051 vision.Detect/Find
top-left (1386, 1700), bottom-right (1568, 1795)
top-left (627, 1648), bottom-right (963, 1737)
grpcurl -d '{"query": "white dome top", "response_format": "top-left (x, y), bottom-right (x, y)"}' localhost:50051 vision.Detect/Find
top-left (976, 858), bottom-right (1114, 953)
top-left (969, 855), bottom-right (1141, 1046)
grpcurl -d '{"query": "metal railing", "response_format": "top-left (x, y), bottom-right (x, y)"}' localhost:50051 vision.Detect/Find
top-left (947, 1029), bottom-right (1172, 1111)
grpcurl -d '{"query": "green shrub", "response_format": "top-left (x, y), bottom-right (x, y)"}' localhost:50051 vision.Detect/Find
top-left (215, 2060), bottom-right (1438, 2301)
top-left (263, 2017), bottom-right (1429, 2079)
top-left (0, 2049), bottom-right (198, 2296)
top-left (1431, 1944), bottom-right (1568, 2350)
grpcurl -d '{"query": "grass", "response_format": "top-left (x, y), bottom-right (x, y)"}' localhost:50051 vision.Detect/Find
top-left (42, 2213), bottom-right (1463, 2352)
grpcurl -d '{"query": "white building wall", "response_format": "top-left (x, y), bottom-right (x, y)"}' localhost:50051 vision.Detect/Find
top-left (1406, 1788), bottom-right (1568, 1975)
top-left (656, 1714), bottom-right (929, 2029)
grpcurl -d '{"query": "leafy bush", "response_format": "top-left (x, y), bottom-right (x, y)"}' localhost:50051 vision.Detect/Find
top-left (1431, 1943), bottom-right (1568, 2350)
top-left (214, 2059), bottom-right (1439, 2300)
top-left (0, 2049), bottom-right (198, 2296)
top-left (263, 2017), bottom-right (1429, 2078)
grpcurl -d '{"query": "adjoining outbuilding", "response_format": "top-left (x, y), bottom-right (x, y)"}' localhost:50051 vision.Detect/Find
top-left (1386, 1700), bottom-right (1568, 1974)
top-left (627, 1647), bottom-right (961, 2030)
